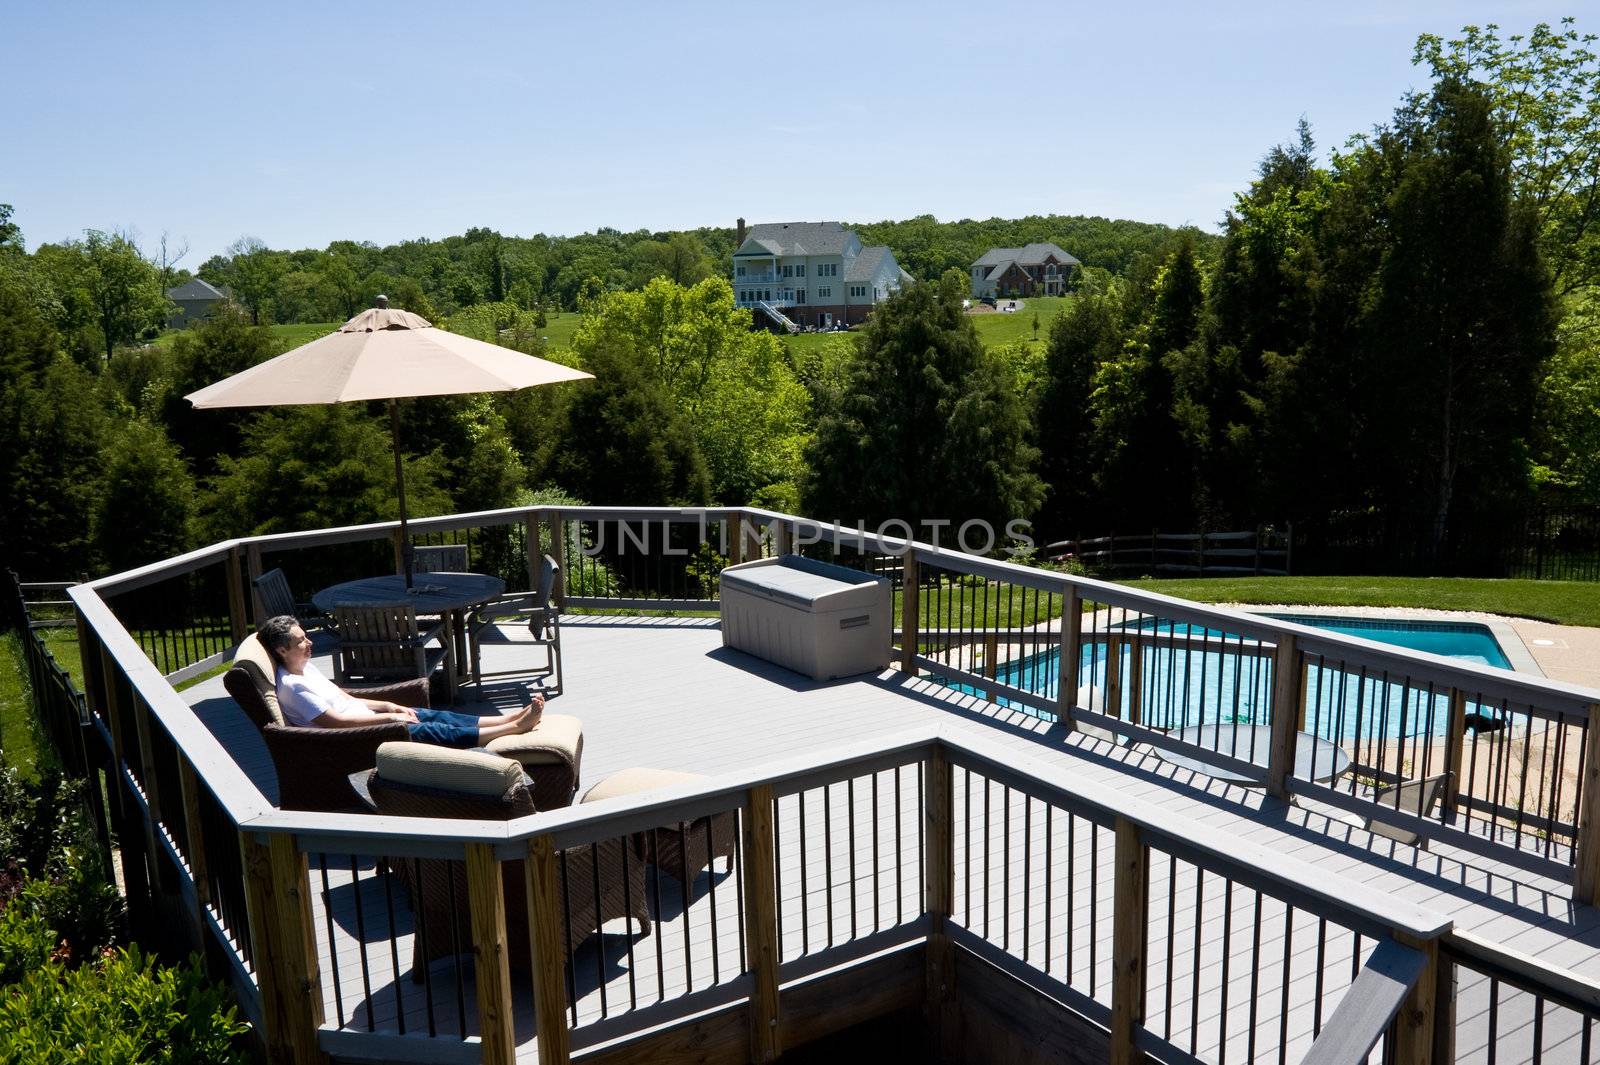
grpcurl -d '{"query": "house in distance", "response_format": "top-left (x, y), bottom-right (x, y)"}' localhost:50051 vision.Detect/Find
top-left (731, 219), bottom-right (913, 332)
top-left (165, 276), bottom-right (230, 328)
top-left (969, 242), bottom-right (1080, 299)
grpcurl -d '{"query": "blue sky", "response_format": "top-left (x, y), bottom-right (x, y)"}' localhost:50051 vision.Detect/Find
top-left (1, 1), bottom-right (1583, 262)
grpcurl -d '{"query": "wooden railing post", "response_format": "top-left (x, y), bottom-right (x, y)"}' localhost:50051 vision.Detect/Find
top-left (524, 511), bottom-right (543, 588)
top-left (547, 513), bottom-right (568, 606)
top-left (1442, 688), bottom-right (1467, 825)
top-left (240, 832), bottom-right (327, 1065)
top-left (774, 519), bottom-right (794, 556)
top-left (1104, 634), bottom-right (1124, 718)
top-left (1267, 635), bottom-right (1301, 799)
top-left (1126, 635), bottom-right (1144, 726)
top-left (901, 551), bottom-right (920, 675)
top-left (466, 843), bottom-right (516, 1065)
top-left (1109, 816), bottom-right (1149, 1065)
top-left (246, 543), bottom-right (265, 623)
top-left (524, 834), bottom-right (571, 1065)
top-left (924, 748), bottom-right (957, 1061)
top-left (1057, 586), bottom-right (1082, 721)
top-left (178, 758), bottom-right (211, 950)
top-left (1575, 704), bottom-right (1600, 906)
top-left (100, 646), bottom-right (159, 907)
top-left (390, 527), bottom-right (406, 575)
top-left (742, 785), bottom-right (781, 1062)
top-left (226, 546), bottom-right (248, 644)
top-left (1388, 932), bottom-right (1439, 1065)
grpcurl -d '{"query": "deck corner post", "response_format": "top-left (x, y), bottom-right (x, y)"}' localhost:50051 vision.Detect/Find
top-left (1574, 704), bottom-right (1600, 906)
top-left (245, 542), bottom-right (265, 623)
top-left (1057, 585), bottom-right (1082, 724)
top-left (923, 747), bottom-right (958, 1061)
top-left (226, 546), bottom-right (248, 643)
top-left (1389, 932), bottom-right (1439, 1065)
top-left (1104, 634), bottom-right (1124, 718)
top-left (1442, 689), bottom-right (1468, 824)
top-left (524, 834), bottom-right (571, 1065)
top-left (466, 842), bottom-right (516, 1065)
top-left (1267, 634), bottom-right (1302, 800)
top-left (742, 784), bottom-right (781, 1062)
top-left (240, 831), bottom-right (327, 1065)
top-left (901, 552), bottom-right (921, 675)
top-left (1109, 816), bottom-right (1149, 1065)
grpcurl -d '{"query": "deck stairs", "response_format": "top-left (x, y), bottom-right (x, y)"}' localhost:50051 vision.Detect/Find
top-left (755, 300), bottom-right (799, 333)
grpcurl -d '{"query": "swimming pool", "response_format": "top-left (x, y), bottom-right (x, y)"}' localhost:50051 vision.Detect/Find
top-left (943, 615), bottom-right (1515, 741)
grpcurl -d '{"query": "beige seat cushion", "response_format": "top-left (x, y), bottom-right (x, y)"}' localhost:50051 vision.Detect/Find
top-left (375, 741), bottom-right (523, 798)
top-left (485, 713), bottom-right (584, 768)
top-left (232, 633), bottom-right (285, 726)
top-left (582, 767), bottom-right (707, 805)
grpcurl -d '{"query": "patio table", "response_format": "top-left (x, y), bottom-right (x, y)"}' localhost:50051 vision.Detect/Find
top-left (313, 572), bottom-right (506, 681)
top-left (1154, 723), bottom-right (1350, 787)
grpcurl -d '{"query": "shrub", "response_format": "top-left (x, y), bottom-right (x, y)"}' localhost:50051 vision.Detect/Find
top-left (0, 947), bottom-right (248, 1064)
top-left (0, 903), bottom-right (55, 984)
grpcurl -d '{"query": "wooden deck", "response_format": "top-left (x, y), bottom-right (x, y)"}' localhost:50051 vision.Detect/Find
top-left (181, 617), bottom-right (1600, 1064)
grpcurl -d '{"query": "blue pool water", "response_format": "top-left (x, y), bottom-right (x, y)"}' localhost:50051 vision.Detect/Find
top-left (944, 615), bottom-right (1514, 741)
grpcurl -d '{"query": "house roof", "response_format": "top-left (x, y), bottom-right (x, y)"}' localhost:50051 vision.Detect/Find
top-left (168, 277), bottom-right (226, 301)
top-left (844, 245), bottom-right (893, 282)
top-left (736, 221), bottom-right (853, 257)
top-left (971, 242), bottom-right (1081, 270)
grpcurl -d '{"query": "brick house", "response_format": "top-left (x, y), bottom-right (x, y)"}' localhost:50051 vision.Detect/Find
top-left (970, 243), bottom-right (1080, 299)
top-left (731, 220), bottom-right (913, 330)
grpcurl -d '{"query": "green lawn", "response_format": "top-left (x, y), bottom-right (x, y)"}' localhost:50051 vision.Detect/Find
top-left (1123, 576), bottom-right (1600, 627)
top-left (0, 633), bottom-right (49, 778)
top-left (536, 311), bottom-right (583, 354)
top-left (780, 295), bottom-right (1072, 360)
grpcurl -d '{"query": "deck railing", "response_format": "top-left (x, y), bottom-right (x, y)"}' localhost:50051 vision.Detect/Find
top-left (60, 505), bottom-right (1600, 1064)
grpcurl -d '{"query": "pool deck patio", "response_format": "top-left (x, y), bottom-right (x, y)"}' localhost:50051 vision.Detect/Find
top-left (182, 615), bottom-right (1600, 1063)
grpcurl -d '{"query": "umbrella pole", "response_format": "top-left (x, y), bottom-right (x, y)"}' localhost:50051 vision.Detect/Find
top-left (390, 398), bottom-right (414, 588)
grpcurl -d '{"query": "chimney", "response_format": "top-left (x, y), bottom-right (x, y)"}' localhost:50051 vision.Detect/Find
top-left (736, 218), bottom-right (746, 246)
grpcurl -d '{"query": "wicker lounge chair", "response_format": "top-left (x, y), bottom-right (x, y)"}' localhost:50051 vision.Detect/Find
top-left (351, 743), bottom-right (649, 980)
top-left (222, 633), bottom-right (419, 811)
top-left (582, 768), bottom-right (738, 889)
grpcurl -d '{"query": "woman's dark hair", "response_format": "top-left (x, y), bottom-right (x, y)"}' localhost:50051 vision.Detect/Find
top-left (257, 615), bottom-right (300, 663)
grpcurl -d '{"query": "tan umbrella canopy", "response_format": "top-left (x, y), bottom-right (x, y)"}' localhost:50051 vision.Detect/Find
top-left (186, 297), bottom-right (592, 584)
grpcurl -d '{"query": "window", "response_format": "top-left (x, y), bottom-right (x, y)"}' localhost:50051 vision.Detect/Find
top-left (797, 289), bottom-right (806, 304)
top-left (796, 264), bottom-right (806, 278)
top-left (818, 286), bottom-right (831, 298)
top-left (849, 285), bottom-right (867, 299)
top-left (816, 263), bottom-right (836, 278)
top-left (736, 265), bottom-right (746, 277)
top-left (782, 265), bottom-right (793, 278)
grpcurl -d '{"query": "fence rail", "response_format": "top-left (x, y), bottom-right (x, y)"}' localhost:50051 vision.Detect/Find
top-left (1046, 527), bottom-right (1292, 577)
top-left (49, 504), bottom-right (1600, 1064)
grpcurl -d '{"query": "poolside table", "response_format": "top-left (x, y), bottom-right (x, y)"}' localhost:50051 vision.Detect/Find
top-left (1155, 723), bottom-right (1350, 786)
top-left (313, 572), bottom-right (506, 678)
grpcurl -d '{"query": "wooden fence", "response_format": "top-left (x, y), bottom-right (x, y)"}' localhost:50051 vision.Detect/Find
top-left (1047, 527), bottom-right (1292, 577)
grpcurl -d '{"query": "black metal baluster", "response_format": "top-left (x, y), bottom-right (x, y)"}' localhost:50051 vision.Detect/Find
top-left (349, 856), bottom-right (375, 1031)
top-left (703, 816), bottom-right (721, 983)
top-left (383, 862), bottom-right (407, 1034)
top-left (1218, 879), bottom-right (1234, 1065)
top-left (318, 856), bottom-right (344, 1027)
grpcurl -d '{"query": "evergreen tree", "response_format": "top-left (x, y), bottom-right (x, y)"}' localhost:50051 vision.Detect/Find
top-left (803, 279), bottom-right (1042, 535)
top-left (1035, 290), bottom-right (1123, 538)
top-left (92, 420), bottom-right (195, 574)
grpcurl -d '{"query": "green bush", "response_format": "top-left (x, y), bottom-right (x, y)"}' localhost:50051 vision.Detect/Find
top-left (0, 947), bottom-right (248, 1064)
top-left (0, 903), bottom-right (55, 984)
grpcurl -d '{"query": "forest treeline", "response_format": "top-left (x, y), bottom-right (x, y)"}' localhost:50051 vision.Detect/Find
top-left (0, 20), bottom-right (1595, 581)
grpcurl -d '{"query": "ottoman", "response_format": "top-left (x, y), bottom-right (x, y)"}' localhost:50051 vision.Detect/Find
top-left (582, 767), bottom-right (739, 889)
top-left (485, 712), bottom-right (584, 810)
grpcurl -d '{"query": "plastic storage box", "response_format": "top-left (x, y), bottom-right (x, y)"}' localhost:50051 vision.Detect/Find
top-left (719, 555), bottom-right (892, 680)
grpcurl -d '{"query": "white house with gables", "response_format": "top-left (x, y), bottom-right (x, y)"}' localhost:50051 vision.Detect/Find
top-left (970, 242), bottom-right (1080, 299)
top-left (731, 219), bottom-right (913, 331)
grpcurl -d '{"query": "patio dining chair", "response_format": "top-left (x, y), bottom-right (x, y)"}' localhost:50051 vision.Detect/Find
top-left (466, 553), bottom-right (563, 696)
top-left (329, 603), bottom-right (457, 702)
top-left (251, 567), bottom-right (333, 635)
top-left (349, 742), bottom-right (649, 981)
top-left (411, 543), bottom-right (469, 573)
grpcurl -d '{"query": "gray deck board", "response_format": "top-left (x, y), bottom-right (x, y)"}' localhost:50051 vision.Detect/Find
top-left (180, 617), bottom-right (1600, 1064)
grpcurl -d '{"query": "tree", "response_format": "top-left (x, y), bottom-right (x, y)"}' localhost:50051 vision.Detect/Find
top-left (6, 359), bottom-right (108, 576)
top-left (1035, 289), bottom-right (1124, 538)
top-left (803, 280), bottom-right (1042, 535)
top-left (79, 230), bottom-right (167, 361)
top-left (91, 420), bottom-right (194, 574)
top-left (222, 237), bottom-right (285, 325)
top-left (160, 307), bottom-right (281, 475)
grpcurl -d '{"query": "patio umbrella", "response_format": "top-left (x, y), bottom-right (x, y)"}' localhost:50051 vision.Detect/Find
top-left (185, 297), bottom-right (592, 585)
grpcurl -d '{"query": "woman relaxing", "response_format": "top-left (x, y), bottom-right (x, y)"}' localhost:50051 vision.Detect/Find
top-left (257, 614), bottom-right (541, 747)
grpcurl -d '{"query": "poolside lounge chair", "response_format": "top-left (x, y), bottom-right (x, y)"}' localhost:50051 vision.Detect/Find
top-left (351, 743), bottom-right (649, 980)
top-left (222, 632), bottom-right (418, 811)
top-left (1330, 772), bottom-right (1453, 848)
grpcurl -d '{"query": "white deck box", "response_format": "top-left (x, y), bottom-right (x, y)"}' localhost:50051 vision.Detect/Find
top-left (719, 555), bottom-right (892, 680)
